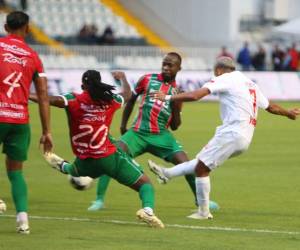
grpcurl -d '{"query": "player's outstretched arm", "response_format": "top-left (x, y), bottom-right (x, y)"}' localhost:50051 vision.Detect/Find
top-left (111, 71), bottom-right (132, 103)
top-left (150, 87), bottom-right (211, 102)
top-left (266, 103), bottom-right (300, 120)
top-left (29, 93), bottom-right (66, 108)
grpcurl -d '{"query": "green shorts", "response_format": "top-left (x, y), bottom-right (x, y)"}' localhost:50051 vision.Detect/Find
top-left (0, 123), bottom-right (31, 162)
top-left (120, 129), bottom-right (183, 161)
top-left (69, 148), bottom-right (143, 186)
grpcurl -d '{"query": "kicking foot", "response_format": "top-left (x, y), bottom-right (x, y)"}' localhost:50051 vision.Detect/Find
top-left (187, 211), bottom-right (213, 220)
top-left (16, 221), bottom-right (30, 234)
top-left (44, 152), bottom-right (68, 173)
top-left (87, 199), bottom-right (105, 211)
top-left (148, 160), bottom-right (169, 184)
top-left (136, 209), bottom-right (165, 228)
top-left (0, 199), bottom-right (6, 214)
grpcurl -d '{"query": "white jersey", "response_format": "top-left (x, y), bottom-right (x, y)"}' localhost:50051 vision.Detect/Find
top-left (203, 71), bottom-right (269, 142)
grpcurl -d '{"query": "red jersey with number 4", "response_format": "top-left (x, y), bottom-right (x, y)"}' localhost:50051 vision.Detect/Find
top-left (64, 91), bottom-right (123, 159)
top-left (0, 34), bottom-right (45, 124)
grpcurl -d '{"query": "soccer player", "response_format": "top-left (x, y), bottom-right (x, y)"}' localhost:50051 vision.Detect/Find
top-left (88, 52), bottom-right (219, 211)
top-left (30, 70), bottom-right (164, 228)
top-left (0, 11), bottom-right (53, 234)
top-left (148, 56), bottom-right (300, 219)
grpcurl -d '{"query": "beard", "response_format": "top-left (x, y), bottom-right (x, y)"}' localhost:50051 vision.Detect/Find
top-left (162, 73), bottom-right (172, 82)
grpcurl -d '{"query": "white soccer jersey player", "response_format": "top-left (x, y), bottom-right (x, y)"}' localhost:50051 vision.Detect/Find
top-left (148, 57), bottom-right (299, 220)
top-left (197, 71), bottom-right (269, 169)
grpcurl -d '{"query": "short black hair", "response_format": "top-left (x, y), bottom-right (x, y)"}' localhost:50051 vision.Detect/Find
top-left (6, 11), bottom-right (29, 30)
top-left (167, 52), bottom-right (182, 65)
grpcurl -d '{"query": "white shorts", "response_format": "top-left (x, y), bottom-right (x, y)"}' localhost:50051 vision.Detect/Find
top-left (196, 131), bottom-right (250, 170)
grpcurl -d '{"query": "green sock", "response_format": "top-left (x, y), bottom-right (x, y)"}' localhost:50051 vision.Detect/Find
top-left (96, 175), bottom-right (111, 201)
top-left (138, 183), bottom-right (155, 209)
top-left (184, 174), bottom-right (197, 198)
top-left (7, 170), bottom-right (28, 213)
top-left (62, 162), bottom-right (74, 175)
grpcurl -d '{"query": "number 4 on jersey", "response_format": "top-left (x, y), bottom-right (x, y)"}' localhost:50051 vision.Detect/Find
top-left (3, 71), bottom-right (22, 98)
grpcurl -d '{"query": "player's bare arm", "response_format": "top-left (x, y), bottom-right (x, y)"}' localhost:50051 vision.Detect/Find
top-left (170, 88), bottom-right (184, 130)
top-left (33, 76), bottom-right (53, 153)
top-left (120, 75), bottom-right (145, 134)
top-left (111, 71), bottom-right (132, 103)
top-left (266, 103), bottom-right (300, 120)
top-left (150, 87), bottom-right (211, 102)
top-left (29, 93), bottom-right (66, 108)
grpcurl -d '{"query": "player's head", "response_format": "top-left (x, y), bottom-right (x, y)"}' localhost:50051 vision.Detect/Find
top-left (81, 70), bottom-right (116, 103)
top-left (161, 52), bottom-right (182, 82)
top-left (5, 11), bottom-right (29, 36)
top-left (214, 56), bottom-right (236, 76)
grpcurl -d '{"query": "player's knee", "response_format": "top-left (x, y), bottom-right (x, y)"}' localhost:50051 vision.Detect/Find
top-left (195, 161), bottom-right (210, 177)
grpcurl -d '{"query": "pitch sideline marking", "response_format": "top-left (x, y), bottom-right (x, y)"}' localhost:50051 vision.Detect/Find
top-left (1, 214), bottom-right (300, 235)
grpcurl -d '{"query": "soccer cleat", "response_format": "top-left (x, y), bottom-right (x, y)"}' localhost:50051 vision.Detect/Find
top-left (44, 152), bottom-right (67, 173)
top-left (0, 199), bottom-right (6, 214)
top-left (148, 160), bottom-right (169, 184)
top-left (136, 209), bottom-right (165, 228)
top-left (187, 211), bottom-right (213, 220)
top-left (87, 199), bottom-right (105, 211)
top-left (16, 222), bottom-right (30, 235)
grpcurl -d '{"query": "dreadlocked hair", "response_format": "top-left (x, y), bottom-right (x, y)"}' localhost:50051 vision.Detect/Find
top-left (82, 70), bottom-right (115, 103)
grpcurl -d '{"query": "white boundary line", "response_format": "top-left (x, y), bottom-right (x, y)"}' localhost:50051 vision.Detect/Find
top-left (1, 214), bottom-right (300, 236)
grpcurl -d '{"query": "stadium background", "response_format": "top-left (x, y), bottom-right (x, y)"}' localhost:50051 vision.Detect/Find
top-left (0, 1), bottom-right (300, 249)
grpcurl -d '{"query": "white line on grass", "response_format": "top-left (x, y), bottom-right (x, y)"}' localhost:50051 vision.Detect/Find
top-left (1, 214), bottom-right (300, 236)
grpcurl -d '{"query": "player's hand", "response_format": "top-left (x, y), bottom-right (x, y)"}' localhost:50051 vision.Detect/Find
top-left (287, 108), bottom-right (300, 120)
top-left (120, 126), bottom-right (128, 135)
top-left (39, 133), bottom-right (53, 153)
top-left (112, 71), bottom-right (126, 81)
top-left (149, 91), bottom-right (167, 102)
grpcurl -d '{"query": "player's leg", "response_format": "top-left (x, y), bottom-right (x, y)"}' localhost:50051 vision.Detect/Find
top-left (103, 149), bottom-right (164, 228)
top-left (188, 131), bottom-right (249, 219)
top-left (170, 152), bottom-right (219, 211)
top-left (87, 175), bottom-right (110, 211)
top-left (3, 124), bottom-right (31, 234)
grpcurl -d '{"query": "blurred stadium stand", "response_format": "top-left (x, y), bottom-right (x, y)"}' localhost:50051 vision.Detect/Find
top-left (1, 0), bottom-right (300, 71)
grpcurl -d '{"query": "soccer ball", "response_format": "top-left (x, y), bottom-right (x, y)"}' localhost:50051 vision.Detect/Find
top-left (68, 175), bottom-right (93, 191)
top-left (0, 199), bottom-right (7, 213)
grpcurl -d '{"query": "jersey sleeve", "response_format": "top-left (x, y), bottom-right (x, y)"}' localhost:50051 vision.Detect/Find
top-left (58, 93), bottom-right (75, 106)
top-left (202, 74), bottom-right (231, 94)
top-left (32, 52), bottom-right (47, 79)
top-left (256, 86), bottom-right (269, 109)
top-left (112, 94), bottom-right (124, 107)
top-left (133, 75), bottom-right (149, 95)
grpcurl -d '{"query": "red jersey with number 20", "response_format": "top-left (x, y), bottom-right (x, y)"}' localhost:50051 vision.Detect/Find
top-left (63, 91), bottom-right (124, 159)
top-left (0, 34), bottom-right (45, 124)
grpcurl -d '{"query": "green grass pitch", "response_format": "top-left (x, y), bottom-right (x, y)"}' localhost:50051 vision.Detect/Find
top-left (0, 102), bottom-right (300, 250)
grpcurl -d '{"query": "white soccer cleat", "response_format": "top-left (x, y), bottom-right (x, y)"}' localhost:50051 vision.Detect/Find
top-left (187, 211), bottom-right (213, 220)
top-left (16, 222), bottom-right (30, 235)
top-left (148, 160), bottom-right (169, 184)
top-left (136, 209), bottom-right (165, 228)
top-left (44, 152), bottom-right (66, 172)
top-left (0, 199), bottom-right (7, 213)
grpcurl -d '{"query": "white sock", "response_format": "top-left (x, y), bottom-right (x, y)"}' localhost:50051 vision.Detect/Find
top-left (195, 176), bottom-right (211, 213)
top-left (17, 212), bottom-right (28, 223)
top-left (164, 159), bottom-right (198, 178)
top-left (143, 207), bottom-right (153, 216)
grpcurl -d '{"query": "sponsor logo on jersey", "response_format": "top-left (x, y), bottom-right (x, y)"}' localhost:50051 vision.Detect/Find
top-left (3, 53), bottom-right (27, 66)
top-left (0, 42), bottom-right (30, 56)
